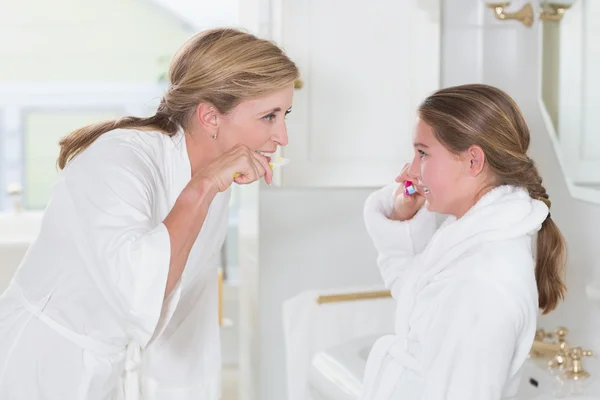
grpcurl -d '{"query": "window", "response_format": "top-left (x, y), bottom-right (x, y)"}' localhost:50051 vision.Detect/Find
top-left (23, 111), bottom-right (121, 209)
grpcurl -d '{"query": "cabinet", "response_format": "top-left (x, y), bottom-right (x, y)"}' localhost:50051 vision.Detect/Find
top-left (271, 0), bottom-right (441, 187)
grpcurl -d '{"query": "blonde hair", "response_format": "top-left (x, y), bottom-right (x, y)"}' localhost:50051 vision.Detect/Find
top-left (419, 83), bottom-right (566, 314)
top-left (57, 28), bottom-right (300, 169)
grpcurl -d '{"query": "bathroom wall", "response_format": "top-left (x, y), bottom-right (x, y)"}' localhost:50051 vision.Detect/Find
top-left (253, 1), bottom-right (600, 399)
top-left (0, 0), bottom-right (191, 82)
top-left (257, 187), bottom-right (382, 400)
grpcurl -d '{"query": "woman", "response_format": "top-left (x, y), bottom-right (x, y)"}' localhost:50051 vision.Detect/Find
top-left (362, 84), bottom-right (566, 399)
top-left (0, 28), bottom-right (298, 399)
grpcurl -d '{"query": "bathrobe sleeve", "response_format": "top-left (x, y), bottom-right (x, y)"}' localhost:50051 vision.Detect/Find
top-left (363, 183), bottom-right (437, 297)
top-left (420, 275), bottom-right (522, 400)
top-left (64, 138), bottom-right (175, 347)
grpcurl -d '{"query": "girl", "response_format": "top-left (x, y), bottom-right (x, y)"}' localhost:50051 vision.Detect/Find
top-left (0, 28), bottom-right (298, 399)
top-left (362, 84), bottom-right (566, 399)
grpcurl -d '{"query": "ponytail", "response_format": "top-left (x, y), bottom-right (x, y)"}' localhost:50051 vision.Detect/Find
top-left (535, 215), bottom-right (567, 314)
top-left (523, 166), bottom-right (567, 315)
top-left (57, 100), bottom-right (179, 170)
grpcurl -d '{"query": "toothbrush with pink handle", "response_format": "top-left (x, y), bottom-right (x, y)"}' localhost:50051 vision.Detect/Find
top-left (404, 181), bottom-right (417, 196)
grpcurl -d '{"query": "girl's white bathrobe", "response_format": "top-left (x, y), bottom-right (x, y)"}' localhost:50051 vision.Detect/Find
top-left (361, 183), bottom-right (549, 400)
top-left (0, 129), bottom-right (230, 399)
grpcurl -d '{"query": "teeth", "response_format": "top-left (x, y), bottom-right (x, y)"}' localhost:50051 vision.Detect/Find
top-left (254, 150), bottom-right (290, 168)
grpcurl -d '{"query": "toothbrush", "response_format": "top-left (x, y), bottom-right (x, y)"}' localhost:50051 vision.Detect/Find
top-left (269, 156), bottom-right (290, 168)
top-left (404, 180), bottom-right (417, 196)
top-left (234, 156), bottom-right (290, 178)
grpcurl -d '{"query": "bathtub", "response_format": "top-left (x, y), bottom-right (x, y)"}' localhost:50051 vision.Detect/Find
top-left (0, 211), bottom-right (43, 291)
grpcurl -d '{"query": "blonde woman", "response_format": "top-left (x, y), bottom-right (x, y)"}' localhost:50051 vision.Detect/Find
top-left (0, 28), bottom-right (298, 399)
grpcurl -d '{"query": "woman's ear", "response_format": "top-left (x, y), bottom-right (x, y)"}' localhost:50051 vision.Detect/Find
top-left (195, 103), bottom-right (220, 134)
top-left (467, 145), bottom-right (485, 177)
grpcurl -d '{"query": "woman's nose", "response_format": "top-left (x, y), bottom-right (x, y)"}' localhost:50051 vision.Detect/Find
top-left (273, 124), bottom-right (288, 146)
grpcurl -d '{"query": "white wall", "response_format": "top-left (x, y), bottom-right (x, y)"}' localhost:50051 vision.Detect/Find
top-left (148, 0), bottom-right (239, 31)
top-left (257, 187), bottom-right (382, 400)
top-left (253, 1), bottom-right (600, 400)
top-left (0, 0), bottom-right (192, 82)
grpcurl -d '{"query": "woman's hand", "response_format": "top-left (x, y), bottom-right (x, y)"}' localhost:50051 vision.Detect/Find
top-left (391, 163), bottom-right (426, 221)
top-left (195, 144), bottom-right (273, 193)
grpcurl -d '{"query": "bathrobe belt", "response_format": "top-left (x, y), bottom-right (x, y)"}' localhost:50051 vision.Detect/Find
top-left (361, 334), bottom-right (421, 399)
top-left (6, 282), bottom-right (143, 399)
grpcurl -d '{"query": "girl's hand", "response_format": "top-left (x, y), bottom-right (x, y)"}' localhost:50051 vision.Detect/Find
top-left (391, 163), bottom-right (426, 221)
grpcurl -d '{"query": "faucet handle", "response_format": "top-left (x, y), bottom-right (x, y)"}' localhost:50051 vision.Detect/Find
top-left (548, 341), bottom-right (572, 369)
top-left (564, 347), bottom-right (593, 380)
top-left (534, 326), bottom-right (568, 342)
top-left (555, 326), bottom-right (569, 342)
top-left (535, 328), bottom-right (555, 341)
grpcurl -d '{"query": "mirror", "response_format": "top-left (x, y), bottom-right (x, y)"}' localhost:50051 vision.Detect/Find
top-left (541, 0), bottom-right (600, 195)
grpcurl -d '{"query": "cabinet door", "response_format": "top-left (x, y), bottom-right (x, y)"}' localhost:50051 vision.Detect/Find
top-left (271, 0), bottom-right (440, 187)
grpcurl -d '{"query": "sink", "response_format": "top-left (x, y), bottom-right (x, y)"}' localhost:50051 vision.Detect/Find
top-left (308, 337), bottom-right (600, 400)
top-left (521, 355), bottom-right (600, 399)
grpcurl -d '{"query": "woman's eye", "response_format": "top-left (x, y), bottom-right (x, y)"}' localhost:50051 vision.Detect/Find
top-left (262, 114), bottom-right (276, 122)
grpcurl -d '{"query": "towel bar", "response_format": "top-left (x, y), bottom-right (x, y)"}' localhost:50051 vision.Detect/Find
top-left (316, 290), bottom-right (392, 304)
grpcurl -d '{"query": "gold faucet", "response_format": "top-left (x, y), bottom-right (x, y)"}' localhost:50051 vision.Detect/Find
top-left (548, 340), bottom-right (571, 369)
top-left (564, 347), bottom-right (593, 380)
top-left (530, 326), bottom-right (569, 358)
top-left (530, 326), bottom-right (594, 380)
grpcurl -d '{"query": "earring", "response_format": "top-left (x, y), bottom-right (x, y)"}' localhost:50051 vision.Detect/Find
top-left (212, 131), bottom-right (218, 140)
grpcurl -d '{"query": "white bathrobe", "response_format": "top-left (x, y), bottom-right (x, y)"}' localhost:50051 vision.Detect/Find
top-left (0, 128), bottom-right (230, 400)
top-left (361, 183), bottom-right (548, 400)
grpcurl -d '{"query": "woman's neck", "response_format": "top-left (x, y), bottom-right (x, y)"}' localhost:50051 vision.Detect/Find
top-left (184, 128), bottom-right (224, 176)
